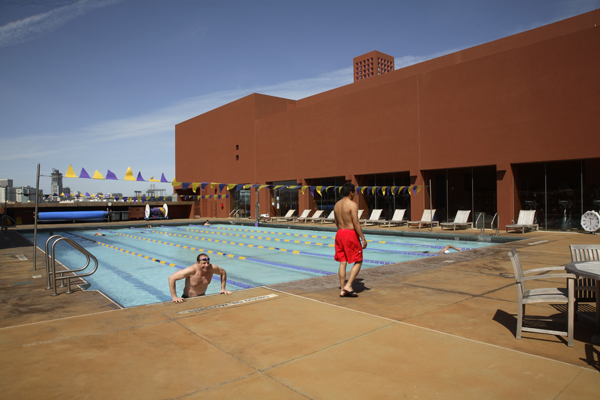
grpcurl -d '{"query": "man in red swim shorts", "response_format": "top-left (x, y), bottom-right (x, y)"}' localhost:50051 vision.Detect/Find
top-left (334, 183), bottom-right (367, 297)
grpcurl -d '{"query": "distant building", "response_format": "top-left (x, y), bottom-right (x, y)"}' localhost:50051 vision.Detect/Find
top-left (0, 179), bottom-right (13, 188)
top-left (0, 179), bottom-right (15, 203)
top-left (51, 168), bottom-right (63, 197)
top-left (15, 186), bottom-right (41, 203)
top-left (353, 50), bottom-right (394, 82)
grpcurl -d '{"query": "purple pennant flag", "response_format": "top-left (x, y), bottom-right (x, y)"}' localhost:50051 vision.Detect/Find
top-left (218, 183), bottom-right (226, 192)
top-left (79, 168), bottom-right (91, 179)
top-left (234, 184), bottom-right (244, 192)
top-left (182, 182), bottom-right (191, 190)
top-left (201, 182), bottom-right (208, 190)
top-left (142, 196), bottom-right (146, 202)
top-left (136, 172), bottom-right (145, 182)
top-left (160, 173), bottom-right (169, 183)
top-left (106, 170), bottom-right (118, 180)
top-left (85, 192), bottom-right (90, 197)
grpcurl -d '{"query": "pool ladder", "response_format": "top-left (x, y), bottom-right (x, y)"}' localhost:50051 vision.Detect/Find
top-left (475, 213), bottom-right (500, 236)
top-left (45, 235), bottom-right (99, 296)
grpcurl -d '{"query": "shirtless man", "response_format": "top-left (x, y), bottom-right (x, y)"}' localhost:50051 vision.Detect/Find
top-left (168, 253), bottom-right (231, 302)
top-left (334, 183), bottom-right (367, 297)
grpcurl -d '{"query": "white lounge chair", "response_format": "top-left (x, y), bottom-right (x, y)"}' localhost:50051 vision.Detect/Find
top-left (357, 210), bottom-right (364, 219)
top-left (506, 210), bottom-right (538, 233)
top-left (378, 209), bottom-right (406, 227)
top-left (319, 210), bottom-right (335, 224)
top-left (360, 209), bottom-right (382, 226)
top-left (292, 209), bottom-right (312, 223)
top-left (407, 210), bottom-right (438, 228)
top-left (304, 210), bottom-right (324, 223)
top-left (440, 210), bottom-right (472, 231)
top-left (273, 209), bottom-right (295, 222)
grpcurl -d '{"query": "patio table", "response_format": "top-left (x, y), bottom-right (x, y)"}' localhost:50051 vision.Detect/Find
top-left (565, 260), bottom-right (600, 343)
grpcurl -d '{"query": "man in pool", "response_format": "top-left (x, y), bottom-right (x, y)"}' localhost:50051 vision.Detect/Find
top-left (168, 253), bottom-right (231, 302)
top-left (334, 183), bottom-right (367, 298)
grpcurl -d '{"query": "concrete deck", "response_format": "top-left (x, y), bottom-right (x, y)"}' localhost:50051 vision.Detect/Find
top-left (1, 219), bottom-right (599, 399)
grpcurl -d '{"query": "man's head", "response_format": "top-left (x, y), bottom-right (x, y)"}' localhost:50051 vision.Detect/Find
top-left (340, 183), bottom-right (356, 198)
top-left (196, 253), bottom-right (211, 270)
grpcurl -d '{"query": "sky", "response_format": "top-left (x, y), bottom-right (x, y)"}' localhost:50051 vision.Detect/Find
top-left (0, 0), bottom-right (599, 197)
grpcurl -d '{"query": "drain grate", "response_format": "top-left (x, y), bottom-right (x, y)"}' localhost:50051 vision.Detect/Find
top-left (16, 254), bottom-right (27, 261)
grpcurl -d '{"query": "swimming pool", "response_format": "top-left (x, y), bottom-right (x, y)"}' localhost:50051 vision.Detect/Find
top-left (25, 224), bottom-right (496, 308)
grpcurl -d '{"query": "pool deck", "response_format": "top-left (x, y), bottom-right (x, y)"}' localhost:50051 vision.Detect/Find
top-left (1, 219), bottom-right (599, 399)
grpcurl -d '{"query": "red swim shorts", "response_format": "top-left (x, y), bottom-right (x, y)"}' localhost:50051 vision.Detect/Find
top-left (334, 229), bottom-right (363, 263)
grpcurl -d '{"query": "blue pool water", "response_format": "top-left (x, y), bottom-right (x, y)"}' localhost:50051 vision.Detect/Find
top-left (25, 224), bottom-right (495, 308)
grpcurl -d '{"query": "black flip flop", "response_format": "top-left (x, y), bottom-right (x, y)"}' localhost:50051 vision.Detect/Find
top-left (340, 290), bottom-right (358, 298)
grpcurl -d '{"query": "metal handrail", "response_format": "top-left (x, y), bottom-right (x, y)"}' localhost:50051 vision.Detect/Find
top-left (475, 212), bottom-right (484, 234)
top-left (490, 213), bottom-right (500, 236)
top-left (1, 214), bottom-right (16, 232)
top-left (45, 235), bottom-right (99, 296)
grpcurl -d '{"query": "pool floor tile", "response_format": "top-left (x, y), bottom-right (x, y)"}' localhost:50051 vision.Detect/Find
top-left (265, 323), bottom-right (584, 400)
top-left (177, 294), bottom-right (393, 370)
top-left (0, 321), bottom-right (255, 400)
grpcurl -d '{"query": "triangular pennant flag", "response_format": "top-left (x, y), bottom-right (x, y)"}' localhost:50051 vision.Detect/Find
top-left (210, 183), bottom-right (218, 189)
top-left (235, 184), bottom-right (244, 191)
top-left (149, 176), bottom-right (160, 182)
top-left (136, 172), bottom-right (145, 182)
top-left (227, 184), bottom-right (237, 191)
top-left (106, 170), bottom-right (118, 180)
top-left (85, 192), bottom-right (90, 197)
top-left (182, 183), bottom-right (191, 190)
top-left (192, 183), bottom-right (201, 192)
top-left (391, 186), bottom-right (397, 195)
top-left (360, 186), bottom-right (367, 194)
top-left (416, 186), bottom-right (422, 195)
top-left (124, 167), bottom-right (136, 181)
top-left (381, 186), bottom-right (387, 195)
top-left (243, 184), bottom-right (252, 189)
top-left (287, 186), bottom-right (299, 189)
top-left (258, 184), bottom-right (268, 191)
top-left (65, 165), bottom-right (77, 178)
top-left (92, 170), bottom-right (104, 180)
top-left (301, 186), bottom-right (308, 195)
top-left (316, 186), bottom-right (323, 196)
top-left (273, 185), bottom-right (284, 190)
top-left (251, 184), bottom-right (260, 189)
top-left (160, 173), bottom-right (169, 183)
top-left (201, 183), bottom-right (209, 190)
top-left (79, 168), bottom-right (91, 179)
top-left (219, 183), bottom-right (227, 192)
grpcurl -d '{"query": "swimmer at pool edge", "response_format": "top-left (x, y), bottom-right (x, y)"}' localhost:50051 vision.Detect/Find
top-left (168, 253), bottom-right (231, 302)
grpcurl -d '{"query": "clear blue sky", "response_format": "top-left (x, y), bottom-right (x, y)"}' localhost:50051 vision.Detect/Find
top-left (0, 0), bottom-right (598, 196)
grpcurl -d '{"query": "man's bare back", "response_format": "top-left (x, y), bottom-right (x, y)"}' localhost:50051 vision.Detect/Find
top-left (334, 196), bottom-right (359, 230)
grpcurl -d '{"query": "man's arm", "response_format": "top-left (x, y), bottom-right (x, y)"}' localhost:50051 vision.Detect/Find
top-left (350, 204), bottom-right (367, 249)
top-left (168, 266), bottom-right (195, 303)
top-left (213, 265), bottom-right (231, 295)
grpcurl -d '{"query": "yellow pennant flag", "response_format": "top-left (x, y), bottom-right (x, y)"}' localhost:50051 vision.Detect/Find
top-left (227, 184), bottom-right (237, 191)
top-left (273, 185), bottom-right (284, 190)
top-left (316, 186), bottom-right (322, 196)
top-left (65, 164), bottom-right (77, 178)
top-left (124, 167), bottom-right (136, 181)
top-left (361, 186), bottom-right (367, 194)
top-left (243, 184), bottom-right (252, 189)
top-left (399, 186), bottom-right (405, 195)
top-left (192, 183), bottom-right (201, 193)
top-left (381, 186), bottom-right (387, 195)
top-left (391, 186), bottom-right (397, 195)
top-left (416, 186), bottom-right (422, 195)
top-left (92, 170), bottom-right (104, 180)
top-left (210, 182), bottom-right (218, 189)
top-left (149, 176), bottom-right (160, 182)
top-left (287, 185), bottom-right (299, 189)
top-left (301, 186), bottom-right (308, 195)
top-left (171, 179), bottom-right (181, 187)
top-left (258, 184), bottom-right (268, 191)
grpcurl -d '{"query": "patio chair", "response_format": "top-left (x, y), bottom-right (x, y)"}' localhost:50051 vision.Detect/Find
top-left (508, 248), bottom-right (576, 347)
top-left (378, 209), bottom-right (406, 227)
top-left (273, 209), bottom-right (296, 222)
top-left (440, 210), bottom-right (472, 231)
top-left (506, 210), bottom-right (539, 233)
top-left (292, 209), bottom-right (312, 223)
top-left (569, 244), bottom-right (599, 316)
top-left (407, 210), bottom-right (438, 228)
top-left (319, 210), bottom-right (335, 224)
top-left (360, 209), bottom-right (382, 226)
top-left (304, 210), bottom-right (324, 223)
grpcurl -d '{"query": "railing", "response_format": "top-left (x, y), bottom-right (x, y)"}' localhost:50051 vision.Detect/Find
top-left (490, 213), bottom-right (500, 236)
top-left (45, 235), bottom-right (99, 296)
top-left (475, 213), bottom-right (484, 234)
top-left (229, 208), bottom-right (242, 221)
top-left (1, 214), bottom-right (16, 233)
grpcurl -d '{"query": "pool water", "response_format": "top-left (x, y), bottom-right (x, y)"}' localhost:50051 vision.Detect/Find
top-left (25, 224), bottom-right (495, 308)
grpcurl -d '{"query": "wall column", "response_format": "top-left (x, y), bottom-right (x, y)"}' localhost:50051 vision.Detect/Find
top-left (496, 164), bottom-right (516, 227)
top-left (410, 170), bottom-right (425, 220)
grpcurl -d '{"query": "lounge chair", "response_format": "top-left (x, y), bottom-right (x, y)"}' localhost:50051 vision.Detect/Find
top-left (506, 210), bottom-right (539, 233)
top-left (292, 209), bottom-right (312, 223)
top-left (319, 210), bottom-right (335, 224)
top-left (407, 210), bottom-right (438, 228)
top-left (273, 209), bottom-right (295, 222)
top-left (440, 210), bottom-right (472, 231)
top-left (304, 210), bottom-right (324, 223)
top-left (508, 248), bottom-right (575, 347)
top-left (357, 210), bottom-right (364, 219)
top-left (360, 209), bottom-right (382, 226)
top-left (378, 209), bottom-right (406, 227)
